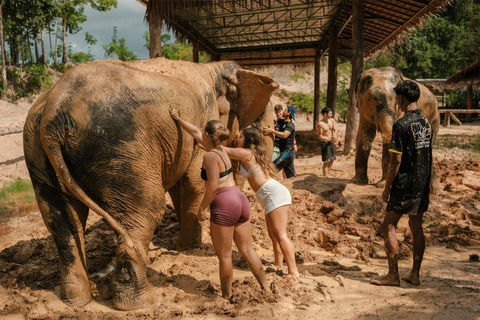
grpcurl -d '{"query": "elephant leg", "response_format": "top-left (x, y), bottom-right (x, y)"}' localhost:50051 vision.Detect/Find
top-left (32, 179), bottom-right (91, 307)
top-left (113, 195), bottom-right (165, 310)
top-left (168, 183), bottom-right (182, 223)
top-left (377, 117), bottom-right (395, 187)
top-left (353, 117), bottom-right (376, 185)
top-left (174, 152), bottom-right (204, 251)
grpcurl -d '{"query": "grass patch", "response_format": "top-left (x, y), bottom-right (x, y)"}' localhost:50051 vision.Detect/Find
top-left (435, 134), bottom-right (480, 153)
top-left (289, 73), bottom-right (306, 82)
top-left (0, 179), bottom-right (35, 214)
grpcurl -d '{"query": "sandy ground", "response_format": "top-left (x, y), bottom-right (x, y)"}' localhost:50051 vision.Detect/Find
top-left (1, 98), bottom-right (480, 319)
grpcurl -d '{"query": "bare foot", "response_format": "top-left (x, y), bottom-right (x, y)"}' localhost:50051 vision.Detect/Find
top-left (401, 273), bottom-right (420, 285)
top-left (287, 272), bottom-right (300, 278)
top-left (370, 274), bottom-right (400, 286)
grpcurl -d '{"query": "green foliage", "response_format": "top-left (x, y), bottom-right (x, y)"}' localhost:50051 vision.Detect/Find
top-left (474, 136), bottom-right (480, 152)
top-left (336, 89), bottom-right (349, 121)
top-left (290, 93), bottom-right (316, 114)
top-left (103, 26), bottom-right (137, 61)
top-left (68, 32), bottom-right (98, 62)
top-left (0, 179), bottom-right (35, 215)
top-left (289, 74), bottom-right (306, 82)
top-left (69, 51), bottom-right (95, 63)
top-left (365, 0), bottom-right (480, 78)
top-left (5, 65), bottom-right (53, 99)
top-left (26, 64), bottom-right (53, 92)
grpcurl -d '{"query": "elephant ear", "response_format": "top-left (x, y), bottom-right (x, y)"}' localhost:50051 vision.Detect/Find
top-left (229, 69), bottom-right (279, 130)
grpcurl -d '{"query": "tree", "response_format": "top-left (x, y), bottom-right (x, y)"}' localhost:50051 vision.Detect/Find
top-left (0, 0), bottom-right (6, 87)
top-left (103, 26), bottom-right (137, 61)
top-left (366, 0), bottom-right (480, 78)
top-left (57, 0), bottom-right (117, 63)
top-left (68, 32), bottom-right (96, 62)
top-left (144, 31), bottom-right (211, 63)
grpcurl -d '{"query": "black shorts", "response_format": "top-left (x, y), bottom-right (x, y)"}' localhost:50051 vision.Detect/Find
top-left (321, 141), bottom-right (336, 163)
top-left (387, 187), bottom-right (429, 216)
top-left (273, 149), bottom-right (296, 178)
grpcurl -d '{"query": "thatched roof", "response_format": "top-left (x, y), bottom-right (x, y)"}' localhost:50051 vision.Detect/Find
top-left (416, 79), bottom-right (459, 92)
top-left (446, 60), bottom-right (480, 90)
top-left (139, 0), bottom-right (453, 67)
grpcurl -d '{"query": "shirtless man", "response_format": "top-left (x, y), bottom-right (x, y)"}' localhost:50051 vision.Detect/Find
top-left (316, 107), bottom-right (336, 177)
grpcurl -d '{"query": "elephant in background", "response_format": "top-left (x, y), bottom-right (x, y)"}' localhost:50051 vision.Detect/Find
top-left (352, 67), bottom-right (441, 194)
top-left (23, 58), bottom-right (278, 310)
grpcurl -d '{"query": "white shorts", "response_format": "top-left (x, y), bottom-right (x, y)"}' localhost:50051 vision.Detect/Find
top-left (256, 179), bottom-right (292, 214)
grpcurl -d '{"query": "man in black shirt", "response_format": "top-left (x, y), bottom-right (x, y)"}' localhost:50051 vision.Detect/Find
top-left (371, 80), bottom-right (433, 287)
top-left (263, 105), bottom-right (297, 178)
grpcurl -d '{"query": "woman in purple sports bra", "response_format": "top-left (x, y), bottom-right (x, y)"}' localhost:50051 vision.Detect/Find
top-left (227, 127), bottom-right (299, 277)
top-left (170, 108), bottom-right (268, 298)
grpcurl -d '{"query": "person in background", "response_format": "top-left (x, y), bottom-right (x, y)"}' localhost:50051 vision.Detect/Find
top-left (263, 105), bottom-right (297, 179)
top-left (170, 108), bottom-right (269, 298)
top-left (272, 104), bottom-right (284, 161)
top-left (316, 107), bottom-right (336, 177)
top-left (370, 80), bottom-right (433, 287)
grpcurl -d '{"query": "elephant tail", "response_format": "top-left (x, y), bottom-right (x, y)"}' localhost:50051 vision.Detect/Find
top-left (40, 134), bottom-right (134, 248)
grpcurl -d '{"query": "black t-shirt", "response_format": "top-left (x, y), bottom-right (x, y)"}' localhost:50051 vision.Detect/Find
top-left (389, 109), bottom-right (432, 198)
top-left (274, 118), bottom-right (284, 148)
top-left (279, 119), bottom-right (295, 151)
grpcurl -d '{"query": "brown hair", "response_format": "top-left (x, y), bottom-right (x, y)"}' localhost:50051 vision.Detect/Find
top-left (205, 120), bottom-right (230, 147)
top-left (242, 127), bottom-right (277, 178)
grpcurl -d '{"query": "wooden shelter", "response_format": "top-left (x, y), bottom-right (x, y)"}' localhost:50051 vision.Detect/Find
top-left (446, 59), bottom-right (480, 123)
top-left (140, 0), bottom-right (451, 67)
top-left (138, 0), bottom-right (452, 149)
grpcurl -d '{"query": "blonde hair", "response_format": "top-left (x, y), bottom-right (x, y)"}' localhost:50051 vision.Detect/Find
top-left (242, 127), bottom-right (277, 178)
top-left (205, 120), bottom-right (230, 147)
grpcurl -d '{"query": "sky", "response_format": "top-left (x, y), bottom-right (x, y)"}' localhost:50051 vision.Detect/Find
top-left (67, 0), bottom-right (151, 60)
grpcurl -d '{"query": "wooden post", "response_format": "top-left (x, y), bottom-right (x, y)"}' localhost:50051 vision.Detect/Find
top-left (192, 41), bottom-right (199, 63)
top-left (448, 112), bottom-right (462, 126)
top-left (467, 82), bottom-right (473, 123)
top-left (327, 25), bottom-right (338, 116)
top-left (148, 4), bottom-right (162, 59)
top-left (344, 0), bottom-right (364, 155)
top-left (0, 0), bottom-right (7, 86)
top-left (313, 47), bottom-right (321, 130)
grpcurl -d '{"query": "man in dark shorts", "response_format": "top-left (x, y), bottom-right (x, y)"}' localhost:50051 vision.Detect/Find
top-left (263, 105), bottom-right (297, 178)
top-left (316, 107), bottom-right (337, 176)
top-left (371, 80), bottom-right (433, 287)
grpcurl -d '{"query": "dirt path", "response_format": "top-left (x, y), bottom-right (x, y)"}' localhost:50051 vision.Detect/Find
top-left (1, 99), bottom-right (479, 319)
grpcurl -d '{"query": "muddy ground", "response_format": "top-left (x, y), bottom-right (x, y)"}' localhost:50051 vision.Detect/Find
top-left (1, 98), bottom-right (479, 319)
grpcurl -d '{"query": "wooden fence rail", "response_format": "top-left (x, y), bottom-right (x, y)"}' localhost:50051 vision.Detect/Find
top-left (0, 126), bottom-right (23, 136)
top-left (438, 109), bottom-right (480, 127)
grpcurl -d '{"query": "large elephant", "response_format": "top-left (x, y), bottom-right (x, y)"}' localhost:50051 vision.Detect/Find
top-left (352, 67), bottom-right (441, 193)
top-left (23, 58), bottom-right (278, 310)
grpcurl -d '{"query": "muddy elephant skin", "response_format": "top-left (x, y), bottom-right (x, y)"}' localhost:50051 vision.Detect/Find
top-left (353, 67), bottom-right (441, 193)
top-left (23, 58), bottom-right (278, 310)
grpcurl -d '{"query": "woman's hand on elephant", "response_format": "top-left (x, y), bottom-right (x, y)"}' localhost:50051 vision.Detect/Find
top-left (170, 106), bottom-right (181, 121)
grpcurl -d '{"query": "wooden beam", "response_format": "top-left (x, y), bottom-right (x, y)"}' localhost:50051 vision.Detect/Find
top-left (447, 111), bottom-right (462, 126)
top-left (438, 109), bottom-right (480, 113)
top-left (148, 9), bottom-right (162, 58)
top-left (313, 47), bottom-right (321, 130)
top-left (467, 82), bottom-right (473, 122)
top-left (326, 24), bottom-right (338, 116)
top-left (344, 0), bottom-right (363, 155)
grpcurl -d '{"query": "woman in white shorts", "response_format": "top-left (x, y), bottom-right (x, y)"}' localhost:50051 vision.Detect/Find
top-left (227, 127), bottom-right (299, 277)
